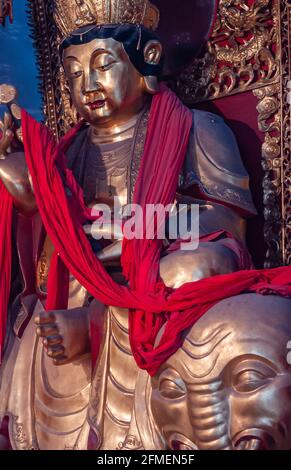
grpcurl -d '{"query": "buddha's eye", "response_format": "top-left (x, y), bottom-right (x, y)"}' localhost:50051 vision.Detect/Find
top-left (64, 59), bottom-right (84, 79)
top-left (98, 62), bottom-right (116, 72)
top-left (93, 53), bottom-right (116, 72)
top-left (159, 377), bottom-right (186, 399)
top-left (233, 366), bottom-right (276, 393)
top-left (69, 70), bottom-right (83, 79)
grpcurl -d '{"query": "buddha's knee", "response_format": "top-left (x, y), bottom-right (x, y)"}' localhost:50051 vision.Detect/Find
top-left (159, 242), bottom-right (239, 289)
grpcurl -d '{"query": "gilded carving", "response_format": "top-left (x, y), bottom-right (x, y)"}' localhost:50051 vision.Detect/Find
top-left (10, 415), bottom-right (37, 450)
top-left (253, 84), bottom-right (283, 267)
top-left (281, 1), bottom-right (291, 266)
top-left (175, 0), bottom-right (280, 104)
top-left (53, 0), bottom-right (159, 40)
top-left (74, 0), bottom-right (95, 27)
top-left (252, 1), bottom-right (291, 267)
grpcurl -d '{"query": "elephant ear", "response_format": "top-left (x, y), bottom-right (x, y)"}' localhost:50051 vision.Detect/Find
top-left (134, 369), bottom-right (165, 450)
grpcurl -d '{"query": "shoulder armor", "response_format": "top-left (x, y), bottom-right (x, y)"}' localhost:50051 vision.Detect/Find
top-left (180, 109), bottom-right (257, 216)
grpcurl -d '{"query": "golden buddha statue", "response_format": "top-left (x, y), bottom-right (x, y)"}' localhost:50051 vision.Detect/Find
top-left (0, 0), bottom-right (261, 450)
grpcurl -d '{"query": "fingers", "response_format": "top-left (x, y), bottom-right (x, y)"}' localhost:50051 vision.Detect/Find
top-left (47, 344), bottom-right (68, 365)
top-left (42, 334), bottom-right (63, 347)
top-left (53, 356), bottom-right (68, 366)
top-left (35, 310), bottom-right (68, 364)
top-left (42, 332), bottom-right (67, 362)
top-left (35, 310), bottom-right (56, 326)
top-left (36, 324), bottom-right (59, 337)
top-left (35, 311), bottom-right (59, 339)
top-left (46, 344), bottom-right (66, 358)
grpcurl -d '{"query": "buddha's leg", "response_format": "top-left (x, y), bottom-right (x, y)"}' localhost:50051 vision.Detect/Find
top-left (159, 241), bottom-right (239, 289)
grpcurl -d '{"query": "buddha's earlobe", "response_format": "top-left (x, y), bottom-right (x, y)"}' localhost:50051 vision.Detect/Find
top-left (143, 76), bottom-right (160, 94)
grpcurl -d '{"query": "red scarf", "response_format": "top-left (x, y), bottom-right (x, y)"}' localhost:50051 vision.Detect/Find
top-left (0, 182), bottom-right (12, 359)
top-left (0, 86), bottom-right (290, 374)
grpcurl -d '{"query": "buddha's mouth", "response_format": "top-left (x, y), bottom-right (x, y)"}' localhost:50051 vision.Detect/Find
top-left (87, 99), bottom-right (106, 110)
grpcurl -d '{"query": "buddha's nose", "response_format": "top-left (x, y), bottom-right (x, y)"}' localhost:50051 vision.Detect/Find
top-left (83, 70), bottom-right (102, 96)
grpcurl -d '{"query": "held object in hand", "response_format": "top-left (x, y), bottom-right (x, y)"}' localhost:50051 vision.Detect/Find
top-left (0, 83), bottom-right (22, 142)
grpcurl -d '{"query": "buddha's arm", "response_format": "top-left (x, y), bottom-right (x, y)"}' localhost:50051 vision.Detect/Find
top-left (0, 115), bottom-right (36, 212)
top-left (0, 152), bottom-right (36, 213)
top-left (176, 195), bottom-right (247, 245)
top-left (84, 223), bottom-right (123, 263)
top-left (97, 240), bottom-right (123, 262)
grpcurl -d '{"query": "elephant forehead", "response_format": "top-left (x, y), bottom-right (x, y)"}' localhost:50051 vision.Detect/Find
top-left (164, 294), bottom-right (291, 381)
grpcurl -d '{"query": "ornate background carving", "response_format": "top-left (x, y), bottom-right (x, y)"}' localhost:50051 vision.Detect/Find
top-left (281, 1), bottom-right (291, 266)
top-left (174, 0), bottom-right (280, 104)
top-left (27, 0), bottom-right (75, 139)
top-left (26, 0), bottom-right (290, 267)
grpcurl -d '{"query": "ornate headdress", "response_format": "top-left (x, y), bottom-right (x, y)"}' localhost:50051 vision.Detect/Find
top-left (54, 0), bottom-right (160, 40)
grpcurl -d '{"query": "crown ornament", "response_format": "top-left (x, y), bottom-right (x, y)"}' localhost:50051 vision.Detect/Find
top-left (54, 0), bottom-right (160, 40)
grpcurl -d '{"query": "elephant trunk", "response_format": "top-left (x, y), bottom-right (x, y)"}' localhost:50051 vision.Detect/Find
top-left (189, 379), bottom-right (232, 450)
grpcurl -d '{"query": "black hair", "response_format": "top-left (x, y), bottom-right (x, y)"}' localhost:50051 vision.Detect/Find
top-left (60, 23), bottom-right (163, 77)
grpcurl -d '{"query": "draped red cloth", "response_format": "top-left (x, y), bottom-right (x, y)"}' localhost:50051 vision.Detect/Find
top-left (0, 85), bottom-right (290, 374)
top-left (0, 181), bottom-right (12, 360)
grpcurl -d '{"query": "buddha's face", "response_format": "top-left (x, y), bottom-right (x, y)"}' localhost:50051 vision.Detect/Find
top-left (151, 294), bottom-right (291, 450)
top-left (62, 37), bottom-right (158, 127)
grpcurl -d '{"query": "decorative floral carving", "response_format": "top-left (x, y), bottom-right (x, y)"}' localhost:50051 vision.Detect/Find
top-left (175, 0), bottom-right (280, 104)
top-left (280, 0), bottom-right (291, 266)
top-left (11, 415), bottom-right (38, 449)
top-left (117, 434), bottom-right (142, 450)
top-left (253, 84), bottom-right (282, 267)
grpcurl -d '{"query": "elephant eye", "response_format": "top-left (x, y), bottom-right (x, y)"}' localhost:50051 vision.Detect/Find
top-left (159, 378), bottom-right (186, 399)
top-left (233, 369), bottom-right (274, 393)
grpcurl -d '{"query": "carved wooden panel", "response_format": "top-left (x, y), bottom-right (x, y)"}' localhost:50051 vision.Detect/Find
top-left (175, 0), bottom-right (280, 103)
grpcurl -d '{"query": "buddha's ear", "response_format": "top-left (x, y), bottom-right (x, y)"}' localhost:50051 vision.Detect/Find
top-left (142, 40), bottom-right (162, 94)
top-left (143, 40), bottom-right (163, 66)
